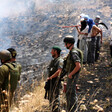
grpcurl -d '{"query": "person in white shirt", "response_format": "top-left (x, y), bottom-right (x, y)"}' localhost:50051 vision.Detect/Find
top-left (75, 19), bottom-right (89, 63)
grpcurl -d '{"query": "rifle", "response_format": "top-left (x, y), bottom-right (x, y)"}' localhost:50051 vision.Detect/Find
top-left (44, 89), bottom-right (48, 99)
top-left (44, 80), bottom-right (50, 99)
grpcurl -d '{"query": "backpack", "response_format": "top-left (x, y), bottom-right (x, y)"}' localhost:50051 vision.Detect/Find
top-left (3, 63), bottom-right (20, 93)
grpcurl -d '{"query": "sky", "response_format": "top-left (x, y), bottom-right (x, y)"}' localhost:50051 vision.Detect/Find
top-left (0, 0), bottom-right (30, 18)
top-left (0, 0), bottom-right (55, 18)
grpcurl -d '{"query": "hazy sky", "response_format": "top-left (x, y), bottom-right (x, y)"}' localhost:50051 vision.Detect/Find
top-left (0, 0), bottom-right (29, 18)
top-left (0, 0), bottom-right (55, 18)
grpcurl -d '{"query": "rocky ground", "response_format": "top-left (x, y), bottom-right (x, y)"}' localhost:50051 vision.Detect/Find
top-left (0, 0), bottom-right (112, 111)
top-left (11, 38), bottom-right (112, 112)
top-left (76, 39), bottom-right (112, 112)
top-left (12, 0), bottom-right (112, 97)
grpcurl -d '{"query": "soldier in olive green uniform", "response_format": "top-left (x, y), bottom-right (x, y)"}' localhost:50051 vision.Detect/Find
top-left (63, 35), bottom-right (82, 112)
top-left (0, 50), bottom-right (21, 112)
top-left (47, 46), bottom-right (63, 112)
top-left (7, 48), bottom-right (21, 79)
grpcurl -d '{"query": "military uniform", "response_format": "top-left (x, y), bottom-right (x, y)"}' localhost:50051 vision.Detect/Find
top-left (0, 62), bottom-right (21, 111)
top-left (48, 57), bottom-right (63, 112)
top-left (65, 48), bottom-right (81, 112)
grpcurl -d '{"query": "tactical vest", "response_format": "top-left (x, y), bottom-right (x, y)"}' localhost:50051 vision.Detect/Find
top-left (48, 57), bottom-right (61, 77)
top-left (2, 62), bottom-right (21, 93)
top-left (65, 48), bottom-right (83, 74)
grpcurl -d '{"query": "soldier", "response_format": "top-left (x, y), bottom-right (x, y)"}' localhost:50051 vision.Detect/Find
top-left (7, 48), bottom-right (21, 77)
top-left (47, 46), bottom-right (63, 112)
top-left (63, 35), bottom-right (82, 112)
top-left (7, 48), bottom-right (17, 62)
top-left (0, 50), bottom-right (21, 111)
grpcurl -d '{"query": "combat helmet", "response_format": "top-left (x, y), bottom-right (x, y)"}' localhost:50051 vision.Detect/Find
top-left (63, 35), bottom-right (75, 44)
top-left (0, 50), bottom-right (12, 61)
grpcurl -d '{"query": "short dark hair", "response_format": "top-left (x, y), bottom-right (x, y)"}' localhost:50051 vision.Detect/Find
top-left (7, 48), bottom-right (17, 59)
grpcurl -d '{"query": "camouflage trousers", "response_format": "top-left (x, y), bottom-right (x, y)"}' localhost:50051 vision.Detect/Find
top-left (66, 76), bottom-right (78, 112)
top-left (48, 82), bottom-right (60, 112)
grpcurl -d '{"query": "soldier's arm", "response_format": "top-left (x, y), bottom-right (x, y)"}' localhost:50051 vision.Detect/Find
top-left (48, 58), bottom-right (63, 80)
top-left (48, 68), bottom-right (62, 80)
top-left (68, 52), bottom-right (81, 79)
top-left (68, 62), bottom-right (81, 79)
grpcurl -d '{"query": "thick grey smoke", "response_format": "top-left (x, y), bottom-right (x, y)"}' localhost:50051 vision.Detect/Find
top-left (0, 0), bottom-right (58, 18)
top-left (0, 0), bottom-right (92, 50)
top-left (0, 0), bottom-right (53, 50)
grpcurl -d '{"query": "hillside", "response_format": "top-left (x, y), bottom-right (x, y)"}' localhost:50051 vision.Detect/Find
top-left (0, 0), bottom-right (112, 111)
top-left (9, 0), bottom-right (112, 97)
top-left (11, 38), bottom-right (112, 112)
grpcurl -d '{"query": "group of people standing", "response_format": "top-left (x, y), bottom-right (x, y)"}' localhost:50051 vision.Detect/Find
top-left (0, 13), bottom-right (108, 112)
top-left (45, 36), bottom-right (82, 112)
top-left (45, 14), bottom-right (108, 112)
top-left (75, 14), bottom-right (106, 64)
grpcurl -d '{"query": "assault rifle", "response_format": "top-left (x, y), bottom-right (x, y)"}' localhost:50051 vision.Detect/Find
top-left (44, 80), bottom-right (50, 99)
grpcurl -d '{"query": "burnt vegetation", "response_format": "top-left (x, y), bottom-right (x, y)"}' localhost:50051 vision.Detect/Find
top-left (0, 0), bottom-right (112, 111)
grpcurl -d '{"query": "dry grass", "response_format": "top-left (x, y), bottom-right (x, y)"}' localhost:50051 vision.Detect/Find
top-left (11, 81), bottom-right (49, 112)
top-left (10, 39), bottom-right (112, 112)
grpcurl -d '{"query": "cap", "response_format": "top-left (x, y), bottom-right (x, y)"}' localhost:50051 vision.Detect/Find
top-left (52, 46), bottom-right (62, 52)
top-left (80, 13), bottom-right (85, 19)
top-left (63, 35), bottom-right (75, 44)
top-left (96, 15), bottom-right (100, 19)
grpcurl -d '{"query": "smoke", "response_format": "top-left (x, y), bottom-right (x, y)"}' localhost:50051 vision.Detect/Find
top-left (0, 0), bottom-right (56, 18)
top-left (0, 0), bottom-right (55, 50)
top-left (0, 0), bottom-right (79, 51)
top-left (0, 0), bottom-right (27, 18)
